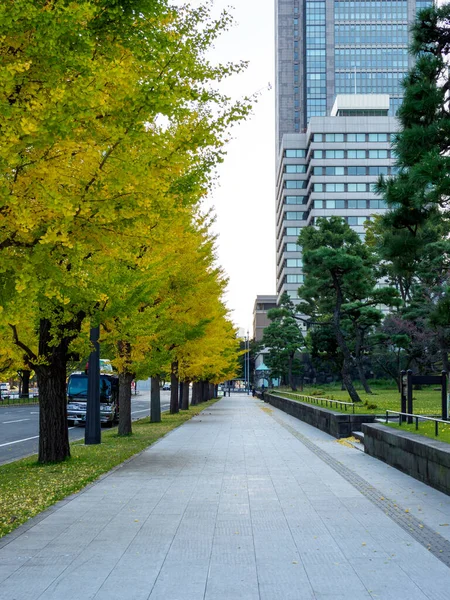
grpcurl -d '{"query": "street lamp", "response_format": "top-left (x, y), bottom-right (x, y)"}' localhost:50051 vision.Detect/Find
top-left (247, 330), bottom-right (250, 395)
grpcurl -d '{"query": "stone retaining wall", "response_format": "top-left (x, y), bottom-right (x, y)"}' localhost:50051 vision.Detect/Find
top-left (265, 393), bottom-right (375, 438)
top-left (362, 423), bottom-right (450, 495)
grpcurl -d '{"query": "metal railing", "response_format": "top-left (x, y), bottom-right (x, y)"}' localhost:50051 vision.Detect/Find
top-left (0, 393), bottom-right (39, 405)
top-left (273, 391), bottom-right (355, 413)
top-left (385, 410), bottom-right (449, 437)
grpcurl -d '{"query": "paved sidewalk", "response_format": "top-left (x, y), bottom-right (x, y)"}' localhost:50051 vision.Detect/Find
top-left (1, 396), bottom-right (450, 600)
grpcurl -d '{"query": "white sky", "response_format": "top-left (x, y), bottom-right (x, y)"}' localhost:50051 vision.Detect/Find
top-left (203, 1), bottom-right (276, 333)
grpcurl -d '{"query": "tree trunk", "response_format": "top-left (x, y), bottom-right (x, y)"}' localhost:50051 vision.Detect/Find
top-left (356, 359), bottom-right (372, 394)
top-left (36, 318), bottom-right (72, 463)
top-left (150, 375), bottom-right (161, 422)
top-left (181, 380), bottom-right (190, 410)
top-left (437, 331), bottom-right (450, 374)
top-left (354, 329), bottom-right (372, 394)
top-left (288, 353), bottom-right (297, 391)
top-left (170, 361), bottom-right (179, 414)
top-left (118, 371), bottom-right (133, 435)
top-left (20, 369), bottom-right (31, 398)
top-left (117, 341), bottom-right (134, 436)
top-left (331, 279), bottom-right (361, 403)
top-left (202, 381), bottom-right (208, 402)
top-left (191, 382), bottom-right (199, 406)
top-left (374, 357), bottom-right (400, 390)
top-left (179, 382), bottom-right (184, 410)
top-left (36, 360), bottom-right (70, 463)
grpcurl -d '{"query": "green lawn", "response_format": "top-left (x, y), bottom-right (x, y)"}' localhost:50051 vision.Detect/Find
top-left (0, 400), bottom-right (217, 539)
top-left (385, 419), bottom-right (450, 444)
top-left (273, 382), bottom-right (443, 416)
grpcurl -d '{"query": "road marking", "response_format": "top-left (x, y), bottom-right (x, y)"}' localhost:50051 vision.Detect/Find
top-left (2, 419), bottom-right (30, 424)
top-left (0, 435), bottom-right (39, 448)
top-left (131, 409), bottom-right (150, 414)
top-left (0, 427), bottom-right (76, 449)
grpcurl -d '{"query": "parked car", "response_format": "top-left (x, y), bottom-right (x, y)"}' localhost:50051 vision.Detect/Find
top-left (67, 372), bottom-right (119, 427)
top-left (162, 383), bottom-right (171, 391)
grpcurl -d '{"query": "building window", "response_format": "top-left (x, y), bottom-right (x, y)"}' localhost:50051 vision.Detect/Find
top-left (347, 133), bottom-right (366, 142)
top-left (368, 166), bottom-right (389, 175)
top-left (286, 227), bottom-right (301, 236)
top-left (369, 200), bottom-right (387, 209)
top-left (313, 183), bottom-right (323, 192)
top-left (368, 133), bottom-right (388, 142)
top-left (325, 150), bottom-right (345, 158)
top-left (325, 133), bottom-right (344, 142)
top-left (348, 200), bottom-right (367, 209)
top-left (348, 183), bottom-right (368, 192)
top-left (285, 149), bottom-right (306, 158)
top-left (286, 274), bottom-right (304, 283)
top-left (286, 211), bottom-right (305, 220)
top-left (286, 258), bottom-right (303, 267)
top-left (325, 166), bottom-right (345, 176)
top-left (325, 183), bottom-right (345, 192)
top-left (285, 180), bottom-right (307, 189)
top-left (348, 150), bottom-right (366, 159)
top-left (286, 242), bottom-right (302, 252)
top-left (348, 216), bottom-right (370, 226)
top-left (348, 166), bottom-right (367, 176)
top-left (285, 164), bottom-right (307, 174)
top-left (285, 195), bottom-right (306, 205)
top-left (369, 149), bottom-right (389, 158)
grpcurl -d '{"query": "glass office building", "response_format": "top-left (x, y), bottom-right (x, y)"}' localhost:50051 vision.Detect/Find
top-left (275, 0), bottom-right (432, 147)
top-left (274, 0), bottom-right (433, 306)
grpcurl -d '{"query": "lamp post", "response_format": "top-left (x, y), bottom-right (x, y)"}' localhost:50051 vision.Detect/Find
top-left (247, 330), bottom-right (250, 395)
top-left (85, 325), bottom-right (101, 445)
top-left (243, 334), bottom-right (247, 394)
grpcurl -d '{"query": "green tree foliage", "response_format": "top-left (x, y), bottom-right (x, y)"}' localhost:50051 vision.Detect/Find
top-left (0, 1), bottom-right (250, 462)
top-left (262, 292), bottom-right (304, 391)
top-left (372, 3), bottom-right (450, 375)
top-left (298, 217), bottom-right (398, 402)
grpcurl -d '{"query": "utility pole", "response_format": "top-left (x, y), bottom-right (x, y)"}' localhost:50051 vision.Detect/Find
top-left (85, 325), bottom-right (101, 445)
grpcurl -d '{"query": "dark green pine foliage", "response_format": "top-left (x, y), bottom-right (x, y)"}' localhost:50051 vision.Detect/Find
top-left (262, 292), bottom-right (304, 391)
top-left (373, 4), bottom-right (450, 372)
top-left (298, 217), bottom-right (399, 402)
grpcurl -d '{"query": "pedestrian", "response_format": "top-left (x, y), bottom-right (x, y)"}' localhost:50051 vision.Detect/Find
top-left (252, 386), bottom-right (256, 397)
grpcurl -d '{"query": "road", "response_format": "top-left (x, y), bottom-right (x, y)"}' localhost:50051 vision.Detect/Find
top-left (0, 390), bottom-right (171, 465)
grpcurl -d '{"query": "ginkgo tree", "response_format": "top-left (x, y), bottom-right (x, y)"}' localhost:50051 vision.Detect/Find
top-left (0, 1), bottom-right (251, 462)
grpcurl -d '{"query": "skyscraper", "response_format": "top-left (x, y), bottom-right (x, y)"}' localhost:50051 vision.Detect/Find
top-left (275, 1), bottom-right (432, 306)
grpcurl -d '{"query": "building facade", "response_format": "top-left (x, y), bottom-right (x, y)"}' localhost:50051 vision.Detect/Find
top-left (275, 0), bottom-right (431, 148)
top-left (276, 95), bottom-right (397, 303)
top-left (275, 0), bottom-right (432, 306)
top-left (253, 295), bottom-right (278, 342)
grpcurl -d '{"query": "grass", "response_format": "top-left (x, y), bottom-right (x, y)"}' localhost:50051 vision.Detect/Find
top-left (385, 420), bottom-right (450, 444)
top-left (0, 397), bottom-right (39, 407)
top-left (273, 381), bottom-right (443, 416)
top-left (0, 399), bottom-right (218, 539)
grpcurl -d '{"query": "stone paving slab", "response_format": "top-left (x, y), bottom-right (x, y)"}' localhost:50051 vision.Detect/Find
top-left (1, 395), bottom-right (450, 599)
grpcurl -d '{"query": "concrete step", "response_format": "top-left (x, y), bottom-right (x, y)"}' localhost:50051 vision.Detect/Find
top-left (352, 431), bottom-right (364, 443)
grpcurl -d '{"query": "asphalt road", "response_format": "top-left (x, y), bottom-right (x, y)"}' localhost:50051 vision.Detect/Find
top-left (0, 391), bottom-right (171, 465)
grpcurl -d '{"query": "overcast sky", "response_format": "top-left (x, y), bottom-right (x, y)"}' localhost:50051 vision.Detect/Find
top-left (202, 1), bottom-right (276, 335)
